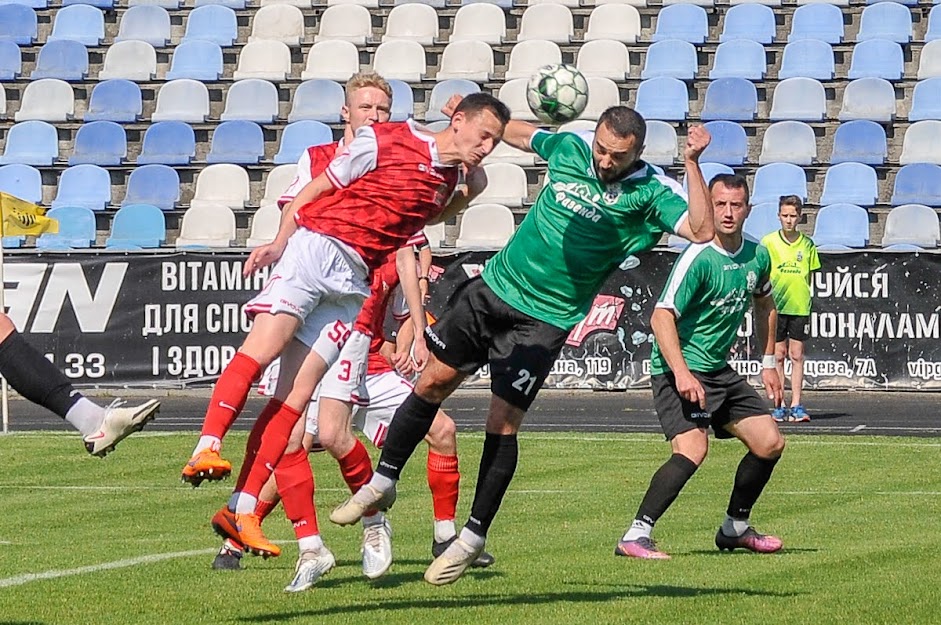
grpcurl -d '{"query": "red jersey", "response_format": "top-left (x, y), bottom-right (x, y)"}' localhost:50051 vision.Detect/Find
top-left (278, 141), bottom-right (341, 208)
top-left (295, 120), bottom-right (460, 270)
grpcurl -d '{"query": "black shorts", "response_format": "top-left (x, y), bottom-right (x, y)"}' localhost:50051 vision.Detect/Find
top-left (424, 276), bottom-right (569, 411)
top-left (776, 314), bottom-right (810, 342)
top-left (651, 366), bottom-right (770, 441)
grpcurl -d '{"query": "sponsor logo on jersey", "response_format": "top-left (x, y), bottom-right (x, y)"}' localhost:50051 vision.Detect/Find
top-left (566, 295), bottom-right (625, 347)
top-left (551, 181), bottom-right (604, 223)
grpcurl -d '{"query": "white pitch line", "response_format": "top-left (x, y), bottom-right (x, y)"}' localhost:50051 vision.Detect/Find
top-left (850, 424), bottom-right (867, 433)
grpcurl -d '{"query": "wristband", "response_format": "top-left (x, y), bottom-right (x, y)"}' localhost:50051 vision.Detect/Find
top-left (762, 355), bottom-right (776, 369)
top-left (418, 276), bottom-right (429, 281)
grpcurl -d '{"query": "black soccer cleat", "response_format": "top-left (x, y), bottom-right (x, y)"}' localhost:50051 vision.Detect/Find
top-left (212, 540), bottom-right (243, 570)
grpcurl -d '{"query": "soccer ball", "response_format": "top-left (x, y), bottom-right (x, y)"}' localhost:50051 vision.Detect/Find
top-left (526, 64), bottom-right (590, 125)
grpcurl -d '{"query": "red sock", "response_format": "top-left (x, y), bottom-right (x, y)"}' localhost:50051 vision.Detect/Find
top-left (275, 449), bottom-right (319, 539)
top-left (337, 440), bottom-right (376, 515)
top-left (241, 402), bottom-right (304, 498)
top-left (427, 451), bottom-right (460, 521)
top-left (234, 399), bottom-right (283, 491)
top-left (201, 352), bottom-right (261, 439)
top-left (254, 498), bottom-right (278, 523)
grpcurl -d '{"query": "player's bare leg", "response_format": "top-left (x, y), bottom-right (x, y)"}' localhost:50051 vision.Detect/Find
top-left (787, 340), bottom-right (809, 421)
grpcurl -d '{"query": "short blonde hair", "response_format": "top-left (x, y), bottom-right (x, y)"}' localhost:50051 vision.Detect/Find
top-left (345, 72), bottom-right (393, 104)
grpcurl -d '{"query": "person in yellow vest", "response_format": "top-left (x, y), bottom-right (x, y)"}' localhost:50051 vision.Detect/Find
top-left (760, 196), bottom-right (821, 422)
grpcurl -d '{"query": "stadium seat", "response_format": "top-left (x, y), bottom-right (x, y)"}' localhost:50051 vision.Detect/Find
top-left (450, 3), bottom-right (505, 45)
top-left (64, 0), bottom-right (113, 7)
top-left (890, 163), bottom-right (941, 206)
top-left (584, 4), bottom-right (641, 44)
top-left (848, 40), bottom-right (903, 81)
top-left (838, 78), bottom-right (895, 122)
top-left (517, 4), bottom-right (572, 43)
top-left (191, 164), bottom-right (249, 210)
top-left (262, 164), bottom-right (295, 205)
top-left (115, 6), bottom-right (171, 47)
top-left (152, 80), bottom-right (209, 123)
top-left (769, 78), bottom-right (826, 121)
top-left (483, 141), bottom-right (536, 166)
top-left (166, 40), bottom-right (223, 81)
top-left (84, 80), bottom-right (141, 123)
top-left (183, 5), bottom-right (237, 46)
top-left (813, 203), bottom-right (869, 248)
top-left (759, 121), bottom-right (816, 165)
top-left (720, 4), bottom-right (776, 44)
top-left (788, 3), bottom-right (843, 43)
top-left (882, 204), bottom-right (941, 247)
top-left (641, 121), bottom-right (678, 166)
top-left (273, 120), bottom-right (333, 164)
top-left (0, 163), bottom-right (41, 204)
top-left (436, 41), bottom-right (493, 82)
top-left (927, 5), bottom-right (941, 43)
top-left (709, 39), bottom-right (766, 80)
top-left (857, 2), bottom-right (912, 43)
top-left (778, 39), bottom-right (834, 80)
top-left (683, 163), bottom-right (734, 192)
top-left (15, 79), bottom-right (73, 122)
top-left (0, 121), bottom-right (58, 166)
top-left (288, 80), bottom-right (344, 123)
top-left (315, 5), bottom-right (372, 45)
top-left (247, 204), bottom-right (280, 248)
top-left (48, 4), bottom-right (104, 46)
top-left (389, 79), bottom-right (414, 121)
top-left (137, 121), bottom-right (196, 165)
top-left (472, 163), bottom-right (527, 207)
top-left (456, 203), bottom-right (515, 248)
top-left (820, 162), bottom-right (878, 206)
top-left (195, 0), bottom-right (244, 8)
top-left (917, 40), bottom-right (941, 80)
top-left (498, 79), bottom-right (538, 122)
top-left (901, 121), bottom-right (941, 165)
top-left (652, 4), bottom-right (707, 44)
top-left (129, 0), bottom-right (180, 9)
top-left (175, 203), bottom-right (236, 248)
top-left (634, 76), bottom-right (688, 121)
top-left (373, 40), bottom-right (426, 82)
top-left (0, 5), bottom-right (37, 45)
top-left (505, 40), bottom-right (562, 80)
top-left (700, 77), bottom-right (757, 121)
top-left (221, 79), bottom-right (278, 123)
top-left (383, 3), bottom-right (438, 45)
top-left (53, 164), bottom-right (111, 210)
top-left (37, 206), bottom-right (96, 249)
top-left (98, 41), bottom-right (156, 81)
top-left (328, 0), bottom-right (378, 7)
top-left (830, 120), bottom-right (887, 165)
top-left (461, 0), bottom-right (511, 8)
top-left (751, 162), bottom-right (807, 204)
top-left (68, 121), bottom-right (125, 166)
top-left (31, 40), bottom-right (88, 81)
top-left (909, 78), bottom-right (941, 121)
top-left (207, 121), bottom-right (264, 165)
top-left (425, 80), bottom-right (480, 122)
top-left (233, 40), bottom-right (292, 81)
top-left (0, 42), bottom-right (21, 81)
top-left (302, 41), bottom-right (360, 81)
top-left (424, 221), bottom-right (445, 249)
top-left (123, 164), bottom-right (179, 209)
top-left (106, 203), bottom-right (166, 248)
top-left (0, 87), bottom-right (5, 119)
top-left (581, 77), bottom-right (620, 120)
top-left (743, 202), bottom-right (780, 241)
top-left (700, 121), bottom-right (747, 166)
top-left (249, 5), bottom-right (304, 46)
top-left (576, 40), bottom-right (630, 80)
top-left (642, 39), bottom-right (697, 80)
top-left (661, 0), bottom-right (710, 6)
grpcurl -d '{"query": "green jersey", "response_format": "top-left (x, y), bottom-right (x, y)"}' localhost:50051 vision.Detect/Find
top-left (481, 130), bottom-right (689, 329)
top-left (650, 239), bottom-right (772, 375)
top-left (760, 230), bottom-right (821, 316)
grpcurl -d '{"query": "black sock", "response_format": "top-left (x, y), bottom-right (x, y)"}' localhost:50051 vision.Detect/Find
top-left (0, 331), bottom-right (81, 419)
top-left (375, 392), bottom-right (440, 480)
top-left (727, 451), bottom-right (780, 519)
top-left (465, 433), bottom-right (518, 538)
top-left (635, 453), bottom-right (699, 526)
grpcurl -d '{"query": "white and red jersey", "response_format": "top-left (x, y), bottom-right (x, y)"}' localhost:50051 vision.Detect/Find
top-left (295, 120), bottom-right (460, 271)
top-left (278, 141), bottom-right (341, 208)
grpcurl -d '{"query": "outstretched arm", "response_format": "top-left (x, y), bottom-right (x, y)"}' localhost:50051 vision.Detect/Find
top-left (675, 125), bottom-right (715, 244)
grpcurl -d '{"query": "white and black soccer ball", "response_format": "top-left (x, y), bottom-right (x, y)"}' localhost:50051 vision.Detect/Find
top-left (526, 64), bottom-right (590, 125)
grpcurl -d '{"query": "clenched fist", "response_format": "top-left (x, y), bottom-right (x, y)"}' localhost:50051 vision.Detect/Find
top-left (684, 125), bottom-right (712, 163)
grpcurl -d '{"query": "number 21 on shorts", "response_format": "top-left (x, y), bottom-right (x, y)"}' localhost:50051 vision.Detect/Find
top-left (511, 368), bottom-right (538, 397)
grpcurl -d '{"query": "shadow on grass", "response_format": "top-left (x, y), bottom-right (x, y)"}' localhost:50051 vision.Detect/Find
top-left (685, 547), bottom-right (821, 556)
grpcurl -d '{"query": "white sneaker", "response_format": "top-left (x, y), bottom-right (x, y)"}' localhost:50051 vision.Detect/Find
top-left (83, 399), bottom-right (160, 457)
top-left (361, 517), bottom-right (393, 580)
top-left (330, 484), bottom-right (397, 526)
top-left (424, 537), bottom-right (483, 586)
top-left (283, 547), bottom-right (336, 593)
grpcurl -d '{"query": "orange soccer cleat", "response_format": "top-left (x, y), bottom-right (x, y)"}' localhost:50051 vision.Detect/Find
top-left (181, 449), bottom-right (232, 487)
top-left (234, 512), bottom-right (281, 558)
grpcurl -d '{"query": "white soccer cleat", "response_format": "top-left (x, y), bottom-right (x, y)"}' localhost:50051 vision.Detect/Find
top-left (330, 484), bottom-right (397, 526)
top-left (83, 399), bottom-right (160, 457)
top-left (361, 517), bottom-right (393, 580)
top-left (283, 546), bottom-right (336, 593)
top-left (424, 537), bottom-right (483, 586)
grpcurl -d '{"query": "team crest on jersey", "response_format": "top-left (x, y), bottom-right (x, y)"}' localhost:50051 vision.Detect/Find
top-left (746, 270), bottom-right (758, 292)
top-left (796, 251), bottom-right (803, 262)
top-left (603, 184), bottom-right (622, 204)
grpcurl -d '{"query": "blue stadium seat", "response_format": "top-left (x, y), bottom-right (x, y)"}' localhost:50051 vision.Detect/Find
top-left (770, 78), bottom-right (826, 121)
top-left (857, 2), bottom-right (912, 43)
top-left (137, 121), bottom-right (195, 165)
top-left (778, 39), bottom-right (834, 80)
top-left (462, 0), bottom-right (512, 8)
top-left (838, 78), bottom-right (895, 122)
top-left (820, 162), bottom-right (879, 206)
top-left (691, 163), bottom-right (735, 189)
top-left (221, 79), bottom-right (278, 123)
top-left (709, 39), bottom-right (766, 80)
top-left (642, 39), bottom-right (697, 80)
top-left (166, 40), bottom-right (223, 81)
top-left (788, 4), bottom-right (843, 44)
top-left (0, 5), bottom-right (37, 45)
top-left (273, 120), bottom-right (333, 165)
top-left (194, 0), bottom-right (245, 8)
top-left (759, 121), bottom-right (816, 165)
top-left (751, 163), bottom-right (807, 204)
top-left (720, 4), bottom-right (776, 44)
top-left (116, 6), bottom-right (171, 47)
top-left (0, 120), bottom-right (58, 166)
top-left (389, 79), bottom-right (414, 121)
top-left (63, 0), bottom-right (113, 8)
top-left (30, 40), bottom-right (88, 81)
top-left (5, 0), bottom-right (47, 8)
top-left (183, 5), bottom-right (237, 46)
top-left (106, 204), bottom-right (166, 248)
top-left (813, 204), bottom-right (869, 248)
top-left (52, 164), bottom-right (111, 210)
top-left (882, 204), bottom-right (941, 248)
top-left (0, 163), bottom-right (41, 204)
top-left (38, 206), bottom-right (96, 249)
top-left (69, 121), bottom-right (126, 166)
top-left (48, 4), bottom-right (103, 46)
top-left (830, 120), bottom-right (887, 165)
top-left (927, 5), bottom-right (941, 42)
top-left (848, 39), bottom-right (903, 80)
top-left (909, 78), bottom-right (941, 121)
top-left (206, 120), bottom-right (265, 165)
top-left (700, 77), bottom-right (757, 121)
top-left (0, 41), bottom-right (21, 80)
top-left (123, 164), bottom-right (179, 210)
top-left (743, 202), bottom-right (780, 241)
top-left (425, 79), bottom-right (481, 122)
top-left (700, 121), bottom-right (747, 166)
top-left (891, 163), bottom-right (941, 206)
top-left (651, 4), bottom-right (708, 45)
top-left (84, 79), bottom-right (141, 122)
top-left (289, 79), bottom-right (345, 123)
top-left (634, 77), bottom-right (689, 121)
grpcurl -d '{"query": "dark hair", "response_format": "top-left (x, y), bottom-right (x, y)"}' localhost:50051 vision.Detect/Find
top-left (597, 106), bottom-right (647, 144)
top-left (778, 194), bottom-right (803, 213)
top-left (708, 173), bottom-right (750, 200)
top-left (453, 92), bottom-right (511, 127)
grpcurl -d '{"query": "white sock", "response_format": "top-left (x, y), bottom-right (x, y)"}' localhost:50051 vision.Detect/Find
top-left (234, 492), bottom-right (258, 514)
top-left (362, 512), bottom-right (385, 527)
top-left (434, 520), bottom-right (457, 543)
top-left (64, 398), bottom-right (105, 436)
top-left (721, 515), bottom-right (750, 537)
top-left (458, 527), bottom-right (486, 551)
top-left (369, 473), bottom-right (397, 494)
top-left (298, 534), bottom-right (324, 553)
top-left (623, 519), bottom-right (653, 542)
top-left (192, 435), bottom-right (221, 457)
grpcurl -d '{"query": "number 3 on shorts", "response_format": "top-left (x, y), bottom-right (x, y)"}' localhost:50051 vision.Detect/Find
top-left (511, 368), bottom-right (538, 396)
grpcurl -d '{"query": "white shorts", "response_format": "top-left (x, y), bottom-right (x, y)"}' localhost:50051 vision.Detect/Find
top-left (245, 229), bottom-right (370, 362)
top-left (318, 330), bottom-right (371, 406)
